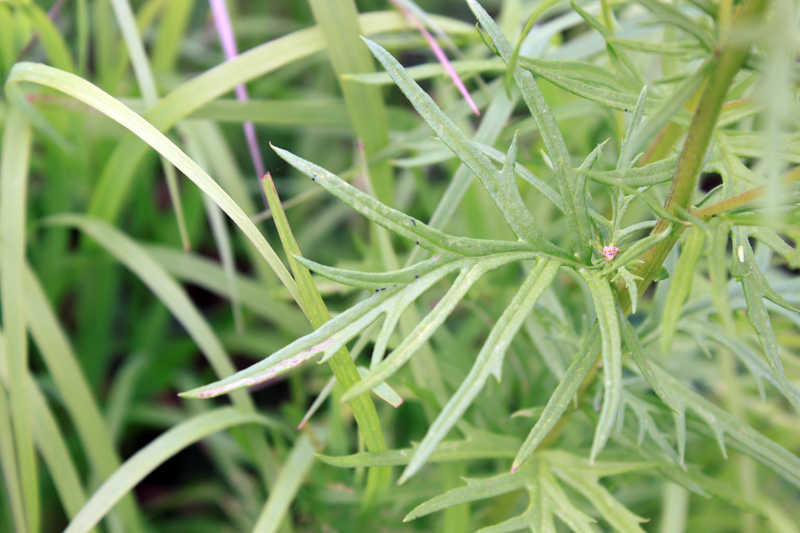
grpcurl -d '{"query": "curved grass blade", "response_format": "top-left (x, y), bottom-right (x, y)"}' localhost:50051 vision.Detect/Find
top-left (6, 62), bottom-right (302, 306)
top-left (361, 37), bottom-right (567, 258)
top-left (398, 259), bottom-right (560, 483)
top-left (580, 270), bottom-right (623, 462)
top-left (23, 266), bottom-right (143, 529)
top-left (0, 107), bottom-right (38, 532)
top-left (84, 11), bottom-right (473, 224)
top-left (252, 434), bottom-right (315, 533)
top-left (64, 408), bottom-right (280, 533)
top-left (0, 363), bottom-right (27, 533)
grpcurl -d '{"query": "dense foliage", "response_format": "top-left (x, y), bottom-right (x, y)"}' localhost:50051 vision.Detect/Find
top-left (1, 0), bottom-right (799, 531)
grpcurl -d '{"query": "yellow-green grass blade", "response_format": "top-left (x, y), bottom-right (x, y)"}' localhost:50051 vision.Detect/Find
top-left (28, 378), bottom-right (88, 523)
top-left (108, 0), bottom-right (190, 250)
top-left (45, 214), bottom-right (278, 488)
top-left (252, 434), bottom-right (315, 533)
top-left (7, 61), bottom-right (302, 307)
top-left (45, 214), bottom-right (252, 407)
top-left (64, 408), bottom-right (281, 533)
top-left (0, 107), bottom-right (39, 533)
top-left (86, 11), bottom-right (473, 224)
top-left (23, 266), bottom-right (144, 530)
top-left (144, 244), bottom-right (308, 337)
top-left (0, 366), bottom-right (27, 533)
top-left (308, 0), bottom-right (393, 204)
top-left (150, 0), bottom-right (192, 73)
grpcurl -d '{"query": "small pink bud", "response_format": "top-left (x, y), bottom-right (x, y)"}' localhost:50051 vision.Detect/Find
top-left (602, 245), bottom-right (619, 261)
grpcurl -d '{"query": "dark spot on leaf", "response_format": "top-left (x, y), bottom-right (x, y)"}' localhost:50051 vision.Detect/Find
top-left (409, 217), bottom-right (416, 226)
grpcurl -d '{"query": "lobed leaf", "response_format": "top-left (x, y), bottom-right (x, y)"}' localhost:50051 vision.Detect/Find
top-left (580, 270), bottom-right (623, 462)
top-left (398, 259), bottom-right (561, 483)
top-left (360, 37), bottom-right (566, 257)
top-left (660, 227), bottom-right (706, 354)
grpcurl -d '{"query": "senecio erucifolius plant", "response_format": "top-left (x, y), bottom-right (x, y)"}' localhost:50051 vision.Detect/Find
top-left (178, 0), bottom-right (800, 529)
top-left (2, 0), bottom-right (799, 531)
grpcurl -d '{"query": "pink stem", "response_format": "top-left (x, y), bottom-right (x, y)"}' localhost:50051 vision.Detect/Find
top-left (208, 0), bottom-right (266, 178)
top-left (389, 0), bottom-right (480, 116)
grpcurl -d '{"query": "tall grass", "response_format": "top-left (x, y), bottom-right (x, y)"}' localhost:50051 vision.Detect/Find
top-left (1, 1), bottom-right (799, 531)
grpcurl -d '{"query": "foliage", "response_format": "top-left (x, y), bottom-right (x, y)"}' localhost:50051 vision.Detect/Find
top-left (1, 0), bottom-right (799, 531)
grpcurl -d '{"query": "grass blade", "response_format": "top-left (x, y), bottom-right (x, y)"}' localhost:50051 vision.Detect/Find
top-left (23, 266), bottom-right (143, 530)
top-left (0, 107), bottom-right (38, 533)
top-left (252, 435), bottom-right (315, 533)
top-left (64, 408), bottom-right (279, 533)
top-left (7, 62), bottom-right (301, 305)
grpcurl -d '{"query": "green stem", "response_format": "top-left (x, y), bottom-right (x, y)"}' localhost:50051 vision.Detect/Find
top-left (260, 175), bottom-right (390, 507)
top-left (618, 0), bottom-right (770, 312)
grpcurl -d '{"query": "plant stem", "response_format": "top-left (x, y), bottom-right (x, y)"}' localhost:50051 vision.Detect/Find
top-left (692, 164), bottom-right (800, 219)
top-left (618, 0), bottom-right (771, 312)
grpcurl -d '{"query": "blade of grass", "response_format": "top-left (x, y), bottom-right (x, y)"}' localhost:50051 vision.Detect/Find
top-left (81, 10), bottom-right (472, 225)
top-left (23, 266), bottom-right (144, 530)
top-left (308, 0), bottom-right (394, 204)
top-left (7, 62), bottom-right (302, 307)
top-left (0, 368), bottom-right (27, 533)
top-left (252, 434), bottom-right (315, 533)
top-left (108, 0), bottom-right (190, 250)
top-left (64, 408), bottom-right (280, 533)
top-left (0, 107), bottom-right (39, 533)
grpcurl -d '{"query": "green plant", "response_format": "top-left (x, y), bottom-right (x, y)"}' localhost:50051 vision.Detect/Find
top-left (1, 0), bottom-right (799, 531)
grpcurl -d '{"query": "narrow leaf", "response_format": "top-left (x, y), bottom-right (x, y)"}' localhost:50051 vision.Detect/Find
top-left (399, 260), bottom-right (560, 483)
